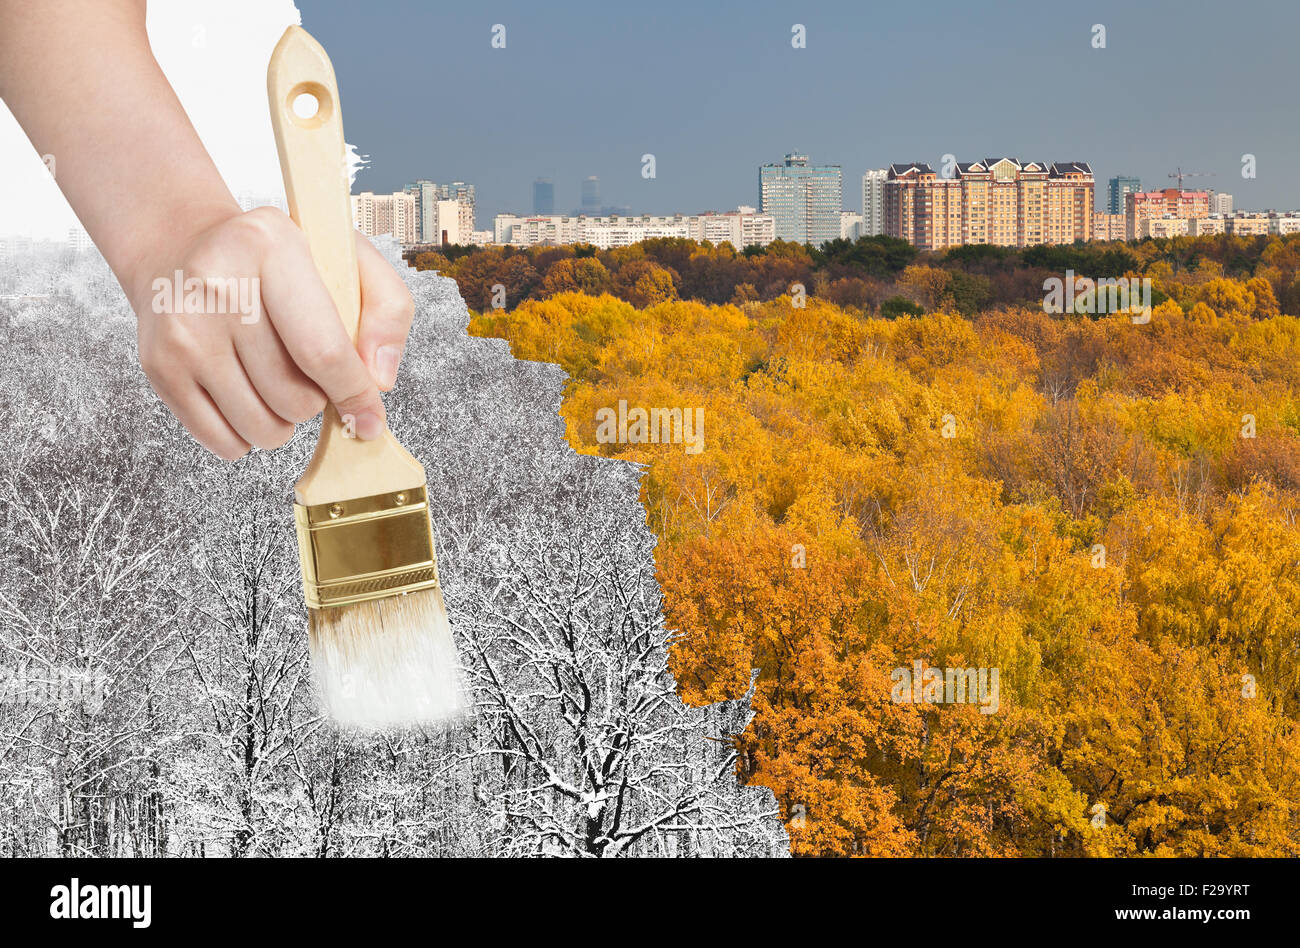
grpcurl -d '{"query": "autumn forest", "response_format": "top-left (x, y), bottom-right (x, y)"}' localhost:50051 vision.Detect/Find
top-left (436, 233), bottom-right (1300, 857)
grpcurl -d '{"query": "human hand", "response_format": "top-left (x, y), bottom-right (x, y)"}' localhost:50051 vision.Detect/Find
top-left (130, 207), bottom-right (414, 460)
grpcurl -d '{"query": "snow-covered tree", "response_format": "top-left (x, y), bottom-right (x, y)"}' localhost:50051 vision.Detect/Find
top-left (0, 241), bottom-right (787, 858)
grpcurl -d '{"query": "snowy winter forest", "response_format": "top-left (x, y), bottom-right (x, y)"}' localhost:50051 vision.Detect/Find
top-left (0, 239), bottom-right (787, 857)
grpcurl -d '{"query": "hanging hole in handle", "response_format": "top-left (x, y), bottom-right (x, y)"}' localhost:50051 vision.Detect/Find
top-left (293, 92), bottom-right (318, 119)
top-left (287, 81), bottom-right (333, 129)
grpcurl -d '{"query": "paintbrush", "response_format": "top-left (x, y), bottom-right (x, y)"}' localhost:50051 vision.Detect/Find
top-left (268, 25), bottom-right (464, 728)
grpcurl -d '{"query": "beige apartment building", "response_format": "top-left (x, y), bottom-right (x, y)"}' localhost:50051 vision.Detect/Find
top-left (1227, 214), bottom-right (1271, 237)
top-left (884, 158), bottom-right (1094, 250)
top-left (1131, 213), bottom-right (1295, 239)
top-left (698, 207), bottom-right (778, 248)
top-left (1187, 216), bottom-right (1226, 236)
top-left (492, 207), bottom-right (776, 250)
top-left (1141, 217), bottom-right (1190, 239)
top-left (1093, 213), bottom-right (1125, 241)
top-left (1125, 189), bottom-right (1209, 240)
top-left (351, 190), bottom-right (417, 245)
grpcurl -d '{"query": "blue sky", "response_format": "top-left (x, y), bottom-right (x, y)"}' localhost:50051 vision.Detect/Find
top-left (0, 0), bottom-right (1292, 238)
top-left (299, 0), bottom-right (1300, 222)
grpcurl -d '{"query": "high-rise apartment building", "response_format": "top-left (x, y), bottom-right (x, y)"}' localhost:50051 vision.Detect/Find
top-left (402, 180), bottom-right (477, 245)
top-left (406, 180), bottom-right (438, 242)
top-left (533, 178), bottom-right (555, 215)
top-left (581, 176), bottom-right (601, 213)
top-left (439, 182), bottom-right (476, 239)
top-left (1093, 213), bottom-right (1126, 241)
top-left (432, 199), bottom-right (466, 245)
top-left (1125, 189), bottom-right (1209, 240)
top-left (861, 169), bottom-right (886, 236)
top-left (351, 190), bottom-right (417, 245)
top-left (1107, 176), bottom-right (1141, 215)
top-left (759, 153), bottom-right (843, 246)
top-left (884, 158), bottom-right (1093, 250)
top-left (1208, 190), bottom-right (1234, 215)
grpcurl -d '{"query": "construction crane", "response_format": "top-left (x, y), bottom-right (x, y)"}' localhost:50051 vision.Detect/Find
top-left (1169, 167), bottom-right (1215, 189)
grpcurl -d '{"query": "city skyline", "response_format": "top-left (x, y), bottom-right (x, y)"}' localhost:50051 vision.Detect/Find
top-left (336, 154), bottom-right (1265, 243)
top-left (300, 0), bottom-right (1297, 225)
top-left (4, 0), bottom-right (1298, 239)
top-left (339, 154), bottom-right (1281, 254)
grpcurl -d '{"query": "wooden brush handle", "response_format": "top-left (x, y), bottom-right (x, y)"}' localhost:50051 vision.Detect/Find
top-left (268, 26), bottom-right (424, 505)
top-left (268, 26), bottom-right (360, 342)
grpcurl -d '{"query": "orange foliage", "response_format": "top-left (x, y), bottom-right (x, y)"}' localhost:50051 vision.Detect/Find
top-left (469, 249), bottom-right (1300, 857)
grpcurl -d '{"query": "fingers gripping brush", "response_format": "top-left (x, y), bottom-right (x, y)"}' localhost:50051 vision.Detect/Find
top-left (268, 26), bottom-right (465, 728)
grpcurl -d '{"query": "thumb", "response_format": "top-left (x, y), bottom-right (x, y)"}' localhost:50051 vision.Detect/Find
top-left (355, 233), bottom-right (416, 391)
top-left (259, 226), bottom-right (389, 441)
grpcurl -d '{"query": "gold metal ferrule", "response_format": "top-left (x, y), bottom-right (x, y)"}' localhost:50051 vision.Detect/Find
top-left (293, 485), bottom-right (442, 609)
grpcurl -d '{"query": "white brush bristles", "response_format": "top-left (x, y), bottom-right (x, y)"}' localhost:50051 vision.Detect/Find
top-left (308, 587), bottom-right (467, 729)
